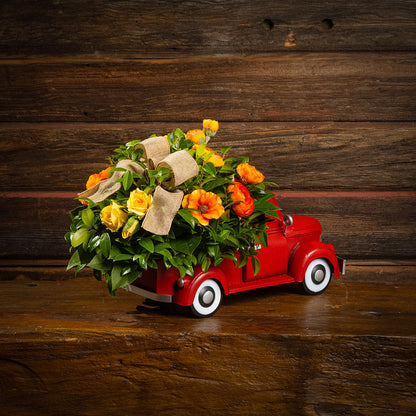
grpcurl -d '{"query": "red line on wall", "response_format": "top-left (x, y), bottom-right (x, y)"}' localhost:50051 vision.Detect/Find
top-left (274, 191), bottom-right (416, 198)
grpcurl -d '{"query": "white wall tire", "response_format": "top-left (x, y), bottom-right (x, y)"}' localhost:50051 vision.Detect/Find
top-left (302, 258), bottom-right (332, 295)
top-left (190, 279), bottom-right (222, 318)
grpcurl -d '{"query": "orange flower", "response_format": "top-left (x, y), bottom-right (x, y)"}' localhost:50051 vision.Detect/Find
top-left (81, 167), bottom-right (112, 205)
top-left (186, 129), bottom-right (205, 144)
top-left (182, 189), bottom-right (225, 226)
top-left (227, 182), bottom-right (254, 217)
top-left (86, 167), bottom-right (112, 190)
top-left (237, 163), bottom-right (265, 184)
top-left (192, 144), bottom-right (224, 167)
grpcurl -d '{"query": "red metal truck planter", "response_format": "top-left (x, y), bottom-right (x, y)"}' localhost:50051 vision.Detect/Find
top-left (125, 199), bottom-right (346, 317)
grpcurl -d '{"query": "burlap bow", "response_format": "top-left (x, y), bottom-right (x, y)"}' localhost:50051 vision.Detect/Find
top-left (78, 136), bottom-right (199, 235)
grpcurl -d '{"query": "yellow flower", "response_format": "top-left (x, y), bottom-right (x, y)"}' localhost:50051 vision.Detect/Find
top-left (100, 202), bottom-right (128, 232)
top-left (127, 189), bottom-right (153, 219)
top-left (122, 217), bottom-right (140, 239)
top-left (203, 119), bottom-right (219, 133)
top-left (182, 189), bottom-right (225, 226)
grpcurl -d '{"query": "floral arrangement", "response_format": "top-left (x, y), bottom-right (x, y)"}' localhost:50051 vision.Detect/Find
top-left (66, 120), bottom-right (279, 295)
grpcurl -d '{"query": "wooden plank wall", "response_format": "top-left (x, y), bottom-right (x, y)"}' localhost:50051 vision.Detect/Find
top-left (0, 0), bottom-right (415, 278)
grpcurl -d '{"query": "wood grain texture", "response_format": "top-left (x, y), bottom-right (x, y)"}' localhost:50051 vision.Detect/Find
top-left (1, 0), bottom-right (416, 58)
top-left (0, 279), bottom-right (415, 415)
top-left (1, 263), bottom-right (415, 284)
top-left (1, 122), bottom-right (415, 191)
top-left (1, 54), bottom-right (415, 122)
top-left (0, 196), bottom-right (414, 260)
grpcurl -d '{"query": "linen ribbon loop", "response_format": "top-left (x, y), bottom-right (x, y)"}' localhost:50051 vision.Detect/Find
top-left (78, 136), bottom-right (199, 235)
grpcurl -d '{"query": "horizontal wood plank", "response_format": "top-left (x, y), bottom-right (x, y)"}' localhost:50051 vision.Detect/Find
top-left (1, 54), bottom-right (415, 122)
top-left (0, 196), bottom-right (414, 260)
top-left (0, 279), bottom-right (415, 415)
top-left (1, 122), bottom-right (415, 191)
top-left (1, 263), bottom-right (415, 285)
top-left (1, 0), bottom-right (416, 58)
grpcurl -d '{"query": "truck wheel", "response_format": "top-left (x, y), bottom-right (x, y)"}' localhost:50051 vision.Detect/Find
top-left (190, 279), bottom-right (223, 318)
top-left (302, 258), bottom-right (332, 295)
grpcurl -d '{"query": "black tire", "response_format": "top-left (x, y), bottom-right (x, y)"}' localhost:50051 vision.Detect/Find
top-left (190, 279), bottom-right (223, 318)
top-left (302, 258), bottom-right (332, 295)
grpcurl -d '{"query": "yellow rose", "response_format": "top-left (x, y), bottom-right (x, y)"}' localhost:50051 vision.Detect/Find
top-left (127, 189), bottom-right (153, 219)
top-left (122, 217), bottom-right (140, 239)
top-left (100, 202), bottom-right (128, 232)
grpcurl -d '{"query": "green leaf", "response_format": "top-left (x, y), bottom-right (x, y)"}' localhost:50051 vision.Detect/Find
top-left (93, 269), bottom-right (102, 281)
top-left (202, 162), bottom-right (216, 176)
top-left (222, 252), bottom-right (238, 266)
top-left (201, 256), bottom-right (210, 273)
top-left (220, 146), bottom-right (232, 155)
top-left (177, 209), bottom-right (197, 228)
top-left (259, 230), bottom-right (268, 247)
top-left (139, 238), bottom-right (154, 253)
top-left (196, 143), bottom-right (206, 157)
top-left (100, 233), bottom-right (111, 258)
top-left (238, 253), bottom-right (249, 268)
top-left (251, 256), bottom-right (261, 276)
top-left (122, 170), bottom-right (133, 191)
top-left (225, 234), bottom-right (240, 247)
top-left (112, 253), bottom-right (133, 261)
top-left (87, 254), bottom-right (111, 271)
top-left (67, 250), bottom-right (81, 270)
top-left (110, 264), bottom-right (123, 291)
top-left (81, 208), bottom-right (95, 228)
top-left (170, 235), bottom-right (201, 255)
top-left (71, 228), bottom-right (90, 248)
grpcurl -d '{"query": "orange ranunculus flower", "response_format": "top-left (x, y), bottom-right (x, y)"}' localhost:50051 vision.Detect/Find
top-left (182, 189), bottom-right (225, 226)
top-left (236, 163), bottom-right (265, 184)
top-left (186, 129), bottom-right (205, 144)
top-left (192, 144), bottom-right (224, 167)
top-left (203, 119), bottom-right (219, 133)
top-left (85, 166), bottom-right (112, 190)
top-left (100, 201), bottom-right (128, 232)
top-left (227, 181), bottom-right (255, 217)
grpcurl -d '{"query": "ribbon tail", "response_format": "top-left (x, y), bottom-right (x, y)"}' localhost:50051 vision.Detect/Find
top-left (142, 186), bottom-right (184, 235)
top-left (78, 160), bottom-right (144, 204)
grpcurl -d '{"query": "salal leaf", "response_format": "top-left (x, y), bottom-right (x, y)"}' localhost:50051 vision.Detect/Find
top-left (67, 250), bottom-right (81, 270)
top-left (81, 208), bottom-right (95, 228)
top-left (139, 238), bottom-right (154, 253)
top-left (71, 228), bottom-right (90, 248)
top-left (177, 209), bottom-right (197, 228)
top-left (100, 233), bottom-right (111, 258)
top-left (87, 254), bottom-right (111, 271)
top-left (251, 256), bottom-right (261, 276)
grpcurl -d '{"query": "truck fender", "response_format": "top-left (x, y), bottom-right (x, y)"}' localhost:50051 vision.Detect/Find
top-left (173, 268), bottom-right (228, 307)
top-left (288, 240), bottom-right (340, 283)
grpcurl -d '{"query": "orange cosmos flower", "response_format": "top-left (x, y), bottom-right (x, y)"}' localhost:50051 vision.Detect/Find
top-left (192, 144), bottom-right (224, 167)
top-left (227, 181), bottom-right (255, 217)
top-left (237, 163), bottom-right (265, 184)
top-left (182, 189), bottom-right (225, 226)
top-left (186, 129), bottom-right (205, 144)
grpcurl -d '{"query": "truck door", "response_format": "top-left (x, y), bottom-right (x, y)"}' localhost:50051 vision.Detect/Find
top-left (243, 219), bottom-right (289, 281)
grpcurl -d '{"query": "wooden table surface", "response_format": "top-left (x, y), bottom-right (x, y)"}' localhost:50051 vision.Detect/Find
top-left (1, 277), bottom-right (415, 415)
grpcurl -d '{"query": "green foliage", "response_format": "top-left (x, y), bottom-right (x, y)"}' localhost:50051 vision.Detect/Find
top-left (66, 125), bottom-right (279, 295)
